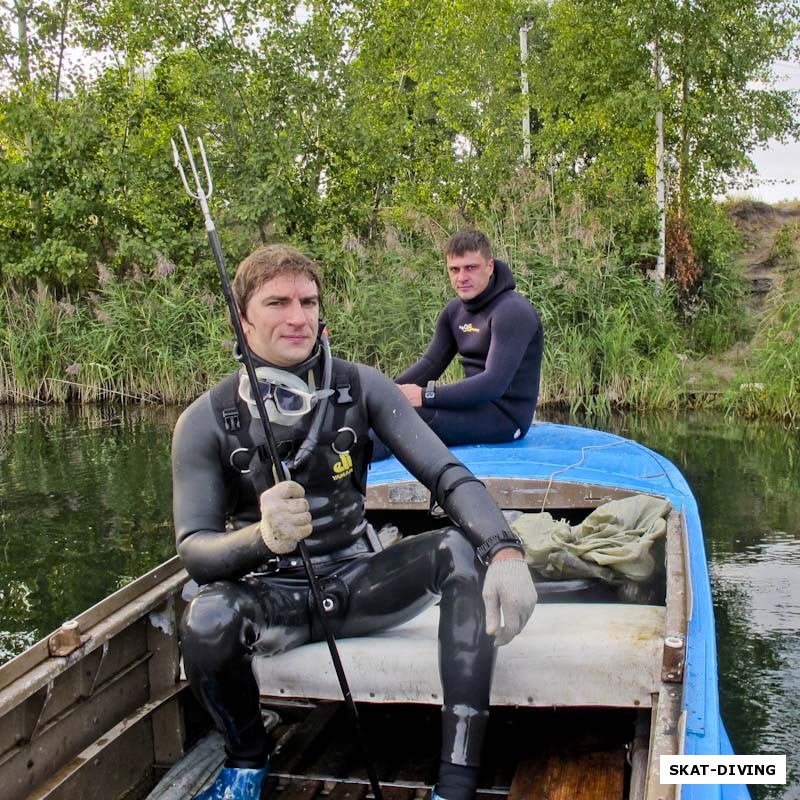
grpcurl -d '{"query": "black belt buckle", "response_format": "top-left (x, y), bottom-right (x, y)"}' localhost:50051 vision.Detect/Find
top-left (250, 556), bottom-right (283, 576)
top-left (252, 530), bottom-right (375, 577)
top-left (272, 555), bottom-right (304, 572)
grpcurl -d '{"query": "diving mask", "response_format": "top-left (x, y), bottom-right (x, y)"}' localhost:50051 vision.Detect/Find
top-left (238, 367), bottom-right (334, 427)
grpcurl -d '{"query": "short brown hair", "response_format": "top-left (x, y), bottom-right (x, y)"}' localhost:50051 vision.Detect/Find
top-left (445, 229), bottom-right (492, 261)
top-left (233, 245), bottom-right (322, 318)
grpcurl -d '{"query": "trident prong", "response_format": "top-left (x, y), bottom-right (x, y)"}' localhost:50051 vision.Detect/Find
top-left (171, 125), bottom-right (215, 226)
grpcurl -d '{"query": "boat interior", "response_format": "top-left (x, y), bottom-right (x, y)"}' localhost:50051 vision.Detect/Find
top-left (0, 476), bottom-right (687, 800)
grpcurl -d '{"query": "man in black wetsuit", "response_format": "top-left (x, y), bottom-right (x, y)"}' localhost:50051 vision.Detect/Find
top-left (390, 229), bottom-right (543, 453)
top-left (173, 245), bottom-right (538, 800)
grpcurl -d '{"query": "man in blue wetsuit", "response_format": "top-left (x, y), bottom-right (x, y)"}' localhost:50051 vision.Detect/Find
top-left (381, 229), bottom-right (542, 457)
top-left (173, 245), bottom-right (537, 800)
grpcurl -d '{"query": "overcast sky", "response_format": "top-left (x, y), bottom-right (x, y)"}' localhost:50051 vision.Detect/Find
top-left (738, 61), bottom-right (800, 204)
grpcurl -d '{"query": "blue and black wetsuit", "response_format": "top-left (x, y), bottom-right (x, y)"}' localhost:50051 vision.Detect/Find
top-left (173, 356), bottom-right (518, 788)
top-left (392, 259), bottom-right (543, 451)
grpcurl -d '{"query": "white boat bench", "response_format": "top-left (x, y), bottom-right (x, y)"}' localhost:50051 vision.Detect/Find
top-left (254, 602), bottom-right (665, 709)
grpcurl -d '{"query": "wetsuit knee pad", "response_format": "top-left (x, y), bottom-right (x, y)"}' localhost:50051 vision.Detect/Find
top-left (432, 528), bottom-right (484, 591)
top-left (438, 527), bottom-right (478, 562)
top-left (180, 582), bottom-right (256, 659)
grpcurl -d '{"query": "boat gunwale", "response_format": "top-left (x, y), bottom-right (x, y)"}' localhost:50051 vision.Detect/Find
top-left (0, 557), bottom-right (187, 708)
top-left (366, 476), bottom-right (651, 511)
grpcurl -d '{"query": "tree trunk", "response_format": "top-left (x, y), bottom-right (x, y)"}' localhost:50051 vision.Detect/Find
top-left (520, 24), bottom-right (531, 164)
top-left (54, 0), bottom-right (71, 102)
top-left (654, 37), bottom-right (666, 284)
top-left (15, 0), bottom-right (30, 84)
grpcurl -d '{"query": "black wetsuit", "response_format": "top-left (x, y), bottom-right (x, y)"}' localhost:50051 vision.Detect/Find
top-left (173, 355), bottom-right (517, 773)
top-left (394, 259), bottom-right (543, 449)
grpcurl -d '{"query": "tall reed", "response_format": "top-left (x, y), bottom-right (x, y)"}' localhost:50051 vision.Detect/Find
top-left (1, 278), bottom-right (231, 404)
top-left (0, 180), bottom-right (746, 413)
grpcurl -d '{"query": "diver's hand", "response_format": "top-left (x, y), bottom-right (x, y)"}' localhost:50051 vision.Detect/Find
top-left (259, 481), bottom-right (313, 554)
top-left (482, 552), bottom-right (537, 646)
top-left (397, 383), bottom-right (423, 407)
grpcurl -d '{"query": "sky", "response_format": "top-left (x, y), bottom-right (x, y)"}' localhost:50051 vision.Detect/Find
top-left (737, 61), bottom-right (800, 204)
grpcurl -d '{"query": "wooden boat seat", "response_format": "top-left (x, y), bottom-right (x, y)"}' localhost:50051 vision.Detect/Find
top-left (254, 602), bottom-right (665, 708)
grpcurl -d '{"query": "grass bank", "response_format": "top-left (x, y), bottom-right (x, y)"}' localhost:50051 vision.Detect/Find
top-left (0, 279), bottom-right (231, 404)
top-left (2, 191), bottom-right (789, 422)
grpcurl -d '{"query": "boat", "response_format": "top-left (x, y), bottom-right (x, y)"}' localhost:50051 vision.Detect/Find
top-left (0, 422), bottom-right (748, 800)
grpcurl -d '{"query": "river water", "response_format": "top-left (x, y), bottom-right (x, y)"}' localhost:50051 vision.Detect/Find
top-left (0, 404), bottom-right (797, 799)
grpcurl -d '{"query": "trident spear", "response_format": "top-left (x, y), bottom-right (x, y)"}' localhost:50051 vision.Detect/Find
top-left (172, 126), bottom-right (384, 800)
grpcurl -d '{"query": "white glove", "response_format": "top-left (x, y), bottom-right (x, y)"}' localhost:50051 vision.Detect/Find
top-left (259, 481), bottom-right (313, 554)
top-left (482, 557), bottom-right (538, 646)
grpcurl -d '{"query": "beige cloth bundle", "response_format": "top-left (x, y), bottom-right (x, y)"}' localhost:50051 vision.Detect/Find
top-left (511, 494), bottom-right (671, 584)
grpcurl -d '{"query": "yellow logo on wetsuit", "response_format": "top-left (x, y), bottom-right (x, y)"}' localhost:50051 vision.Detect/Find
top-left (332, 451), bottom-right (353, 480)
top-left (459, 323), bottom-right (481, 333)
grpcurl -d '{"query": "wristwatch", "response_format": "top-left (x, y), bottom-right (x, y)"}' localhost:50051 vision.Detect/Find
top-left (424, 380), bottom-right (436, 402)
top-left (475, 532), bottom-right (525, 566)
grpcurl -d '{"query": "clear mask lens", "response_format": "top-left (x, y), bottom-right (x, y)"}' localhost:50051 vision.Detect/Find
top-left (258, 380), bottom-right (332, 416)
top-left (239, 366), bottom-right (333, 427)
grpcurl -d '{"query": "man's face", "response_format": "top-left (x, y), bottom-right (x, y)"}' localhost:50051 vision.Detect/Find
top-left (446, 250), bottom-right (494, 301)
top-left (241, 273), bottom-right (320, 366)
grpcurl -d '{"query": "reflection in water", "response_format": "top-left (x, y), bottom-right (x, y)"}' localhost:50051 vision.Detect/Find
top-left (1, 406), bottom-right (798, 799)
top-left (710, 540), bottom-right (800, 800)
top-left (714, 537), bottom-right (800, 636)
top-left (0, 404), bottom-right (179, 662)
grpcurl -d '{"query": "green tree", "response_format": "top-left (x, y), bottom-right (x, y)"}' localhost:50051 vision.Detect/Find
top-left (1, 1), bottom-right (345, 286)
top-left (325, 0), bottom-right (525, 234)
top-left (524, 0), bottom-right (799, 280)
top-left (2, 0), bottom-right (533, 287)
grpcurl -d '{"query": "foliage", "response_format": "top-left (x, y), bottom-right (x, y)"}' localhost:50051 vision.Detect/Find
top-left (0, 271), bottom-right (231, 403)
top-left (770, 220), bottom-right (800, 266)
top-left (2, 182), bottom-right (696, 412)
top-left (1, 178), bottom-right (797, 426)
top-left (0, 0), bottom-right (533, 287)
top-left (0, 0), bottom-right (797, 421)
top-left (666, 213), bottom-right (700, 291)
top-left (1, 0), bottom-right (795, 295)
top-left (683, 199), bottom-right (749, 352)
top-left (524, 0), bottom-right (800, 205)
top-left (521, 0), bottom-right (798, 299)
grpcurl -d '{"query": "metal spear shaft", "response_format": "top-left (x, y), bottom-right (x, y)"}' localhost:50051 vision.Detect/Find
top-left (172, 127), bottom-right (384, 800)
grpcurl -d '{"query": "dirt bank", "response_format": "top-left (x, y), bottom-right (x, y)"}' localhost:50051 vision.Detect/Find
top-left (687, 199), bottom-right (800, 393)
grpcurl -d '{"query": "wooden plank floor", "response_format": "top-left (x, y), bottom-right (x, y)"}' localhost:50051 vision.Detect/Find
top-left (262, 700), bottom-right (633, 800)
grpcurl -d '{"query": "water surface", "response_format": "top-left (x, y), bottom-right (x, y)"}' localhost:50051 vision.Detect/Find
top-left (0, 404), bottom-right (179, 657)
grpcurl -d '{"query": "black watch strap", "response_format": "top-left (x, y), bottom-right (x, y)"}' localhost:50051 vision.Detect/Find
top-left (475, 532), bottom-right (525, 566)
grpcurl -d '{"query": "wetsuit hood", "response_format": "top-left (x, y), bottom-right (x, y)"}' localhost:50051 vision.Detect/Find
top-left (461, 259), bottom-right (515, 313)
